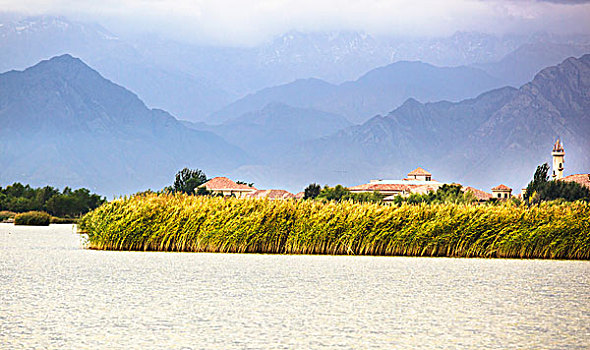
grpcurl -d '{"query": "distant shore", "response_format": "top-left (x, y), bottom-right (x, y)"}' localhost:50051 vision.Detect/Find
top-left (78, 194), bottom-right (590, 259)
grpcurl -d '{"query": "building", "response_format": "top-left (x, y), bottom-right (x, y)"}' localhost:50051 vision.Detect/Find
top-left (294, 192), bottom-right (305, 200)
top-left (199, 177), bottom-right (257, 198)
top-left (406, 167), bottom-right (432, 181)
top-left (560, 174), bottom-right (590, 190)
top-left (245, 189), bottom-right (295, 200)
top-left (552, 138), bottom-right (565, 180)
top-left (491, 184), bottom-right (512, 199)
top-left (464, 186), bottom-right (493, 202)
top-left (548, 138), bottom-right (590, 190)
top-left (349, 167), bottom-right (441, 197)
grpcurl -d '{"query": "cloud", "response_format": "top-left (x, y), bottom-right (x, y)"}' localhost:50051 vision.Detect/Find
top-left (1, 0), bottom-right (589, 45)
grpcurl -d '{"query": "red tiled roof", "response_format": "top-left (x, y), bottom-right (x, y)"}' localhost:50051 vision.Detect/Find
top-left (407, 167), bottom-right (431, 176)
top-left (245, 189), bottom-right (294, 199)
top-left (560, 174), bottom-right (590, 189)
top-left (409, 184), bottom-right (443, 195)
top-left (201, 177), bottom-right (257, 191)
top-left (491, 184), bottom-right (512, 191)
top-left (464, 186), bottom-right (492, 201)
top-left (294, 192), bottom-right (305, 199)
top-left (349, 183), bottom-right (412, 192)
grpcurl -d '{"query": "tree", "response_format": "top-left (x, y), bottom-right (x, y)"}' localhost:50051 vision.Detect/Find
top-left (317, 185), bottom-right (350, 201)
top-left (195, 187), bottom-right (211, 196)
top-left (303, 183), bottom-right (321, 199)
top-left (524, 163), bottom-right (590, 204)
top-left (172, 168), bottom-right (208, 195)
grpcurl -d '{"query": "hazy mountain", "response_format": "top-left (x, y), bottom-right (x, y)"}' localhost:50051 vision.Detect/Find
top-left (210, 78), bottom-right (339, 123)
top-left (0, 16), bottom-right (236, 122)
top-left (4, 15), bottom-right (590, 124)
top-left (250, 54), bottom-right (590, 192)
top-left (477, 42), bottom-right (590, 87)
top-left (0, 55), bottom-right (247, 195)
top-left (187, 103), bottom-right (351, 161)
top-left (319, 61), bottom-right (503, 123)
top-left (212, 61), bottom-right (503, 124)
top-left (453, 54), bottom-right (590, 189)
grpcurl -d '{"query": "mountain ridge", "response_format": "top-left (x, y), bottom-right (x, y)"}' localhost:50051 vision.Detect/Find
top-left (0, 54), bottom-right (248, 195)
top-left (211, 60), bottom-right (503, 124)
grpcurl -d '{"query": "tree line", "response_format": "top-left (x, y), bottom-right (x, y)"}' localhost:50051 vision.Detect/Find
top-left (0, 183), bottom-right (105, 217)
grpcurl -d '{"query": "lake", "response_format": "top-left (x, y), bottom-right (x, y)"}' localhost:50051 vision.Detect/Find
top-left (1, 223), bottom-right (589, 349)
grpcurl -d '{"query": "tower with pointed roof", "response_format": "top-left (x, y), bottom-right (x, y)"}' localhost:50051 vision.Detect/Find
top-left (551, 139), bottom-right (565, 180)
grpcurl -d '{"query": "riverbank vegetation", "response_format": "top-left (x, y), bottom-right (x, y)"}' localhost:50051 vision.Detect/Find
top-left (14, 211), bottom-right (51, 226)
top-left (0, 183), bottom-right (105, 218)
top-left (0, 210), bottom-right (16, 222)
top-left (79, 193), bottom-right (590, 259)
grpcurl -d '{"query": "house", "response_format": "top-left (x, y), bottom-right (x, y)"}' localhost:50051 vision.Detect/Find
top-left (491, 184), bottom-right (512, 199)
top-left (294, 192), bottom-right (305, 200)
top-left (349, 183), bottom-right (413, 197)
top-left (199, 177), bottom-right (257, 198)
top-left (245, 189), bottom-right (295, 200)
top-left (560, 174), bottom-right (590, 190)
top-left (464, 186), bottom-right (492, 202)
top-left (349, 167), bottom-right (441, 197)
top-left (406, 167), bottom-right (432, 181)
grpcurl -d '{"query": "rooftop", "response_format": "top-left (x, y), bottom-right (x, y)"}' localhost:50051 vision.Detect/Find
top-left (201, 177), bottom-right (257, 191)
top-left (245, 189), bottom-right (294, 199)
top-left (560, 174), bottom-right (590, 189)
top-left (464, 186), bottom-right (492, 201)
top-left (349, 183), bottom-right (412, 192)
top-left (491, 184), bottom-right (512, 191)
top-left (409, 183), bottom-right (444, 195)
top-left (407, 167), bottom-right (432, 176)
top-left (552, 138), bottom-right (564, 153)
top-left (368, 179), bottom-right (439, 185)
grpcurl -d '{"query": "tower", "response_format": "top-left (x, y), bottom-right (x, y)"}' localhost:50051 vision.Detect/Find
top-left (552, 138), bottom-right (565, 180)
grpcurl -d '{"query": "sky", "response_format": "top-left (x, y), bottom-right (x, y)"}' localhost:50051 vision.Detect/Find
top-left (1, 0), bottom-right (590, 45)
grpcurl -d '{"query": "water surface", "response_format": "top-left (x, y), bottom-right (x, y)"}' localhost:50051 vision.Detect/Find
top-left (1, 223), bottom-right (589, 349)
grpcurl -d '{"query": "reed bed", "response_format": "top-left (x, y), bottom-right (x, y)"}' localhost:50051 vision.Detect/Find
top-left (14, 211), bottom-right (51, 226)
top-left (78, 193), bottom-right (590, 259)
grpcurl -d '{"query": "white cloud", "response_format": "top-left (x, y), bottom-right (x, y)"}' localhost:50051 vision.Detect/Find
top-left (1, 0), bottom-right (589, 45)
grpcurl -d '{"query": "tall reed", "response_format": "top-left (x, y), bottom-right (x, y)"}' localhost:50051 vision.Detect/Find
top-left (78, 193), bottom-right (590, 259)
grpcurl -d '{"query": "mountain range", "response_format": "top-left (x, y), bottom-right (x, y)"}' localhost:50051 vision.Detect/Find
top-left (211, 61), bottom-right (503, 124)
top-left (2, 15), bottom-right (590, 123)
top-left (1, 16), bottom-right (589, 195)
top-left (258, 54), bottom-right (590, 192)
top-left (0, 55), bottom-right (246, 195)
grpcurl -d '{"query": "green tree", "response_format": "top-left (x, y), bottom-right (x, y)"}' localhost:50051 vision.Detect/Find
top-left (195, 187), bottom-right (212, 196)
top-left (317, 185), bottom-right (350, 201)
top-left (524, 163), bottom-right (590, 204)
top-left (303, 183), bottom-right (321, 199)
top-left (172, 168), bottom-right (208, 194)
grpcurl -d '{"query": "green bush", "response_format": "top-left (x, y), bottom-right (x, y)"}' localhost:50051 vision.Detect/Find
top-left (14, 211), bottom-right (51, 226)
top-left (0, 210), bottom-right (16, 222)
top-left (50, 216), bottom-right (79, 224)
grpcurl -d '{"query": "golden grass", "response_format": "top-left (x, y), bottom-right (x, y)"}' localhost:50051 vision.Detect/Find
top-left (78, 193), bottom-right (590, 259)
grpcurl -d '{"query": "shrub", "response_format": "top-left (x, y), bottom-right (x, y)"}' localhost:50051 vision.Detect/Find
top-left (0, 210), bottom-right (16, 222)
top-left (14, 211), bottom-right (51, 226)
top-left (50, 216), bottom-right (78, 224)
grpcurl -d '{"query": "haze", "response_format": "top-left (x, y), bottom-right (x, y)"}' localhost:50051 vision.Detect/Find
top-left (2, 0), bottom-right (590, 45)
